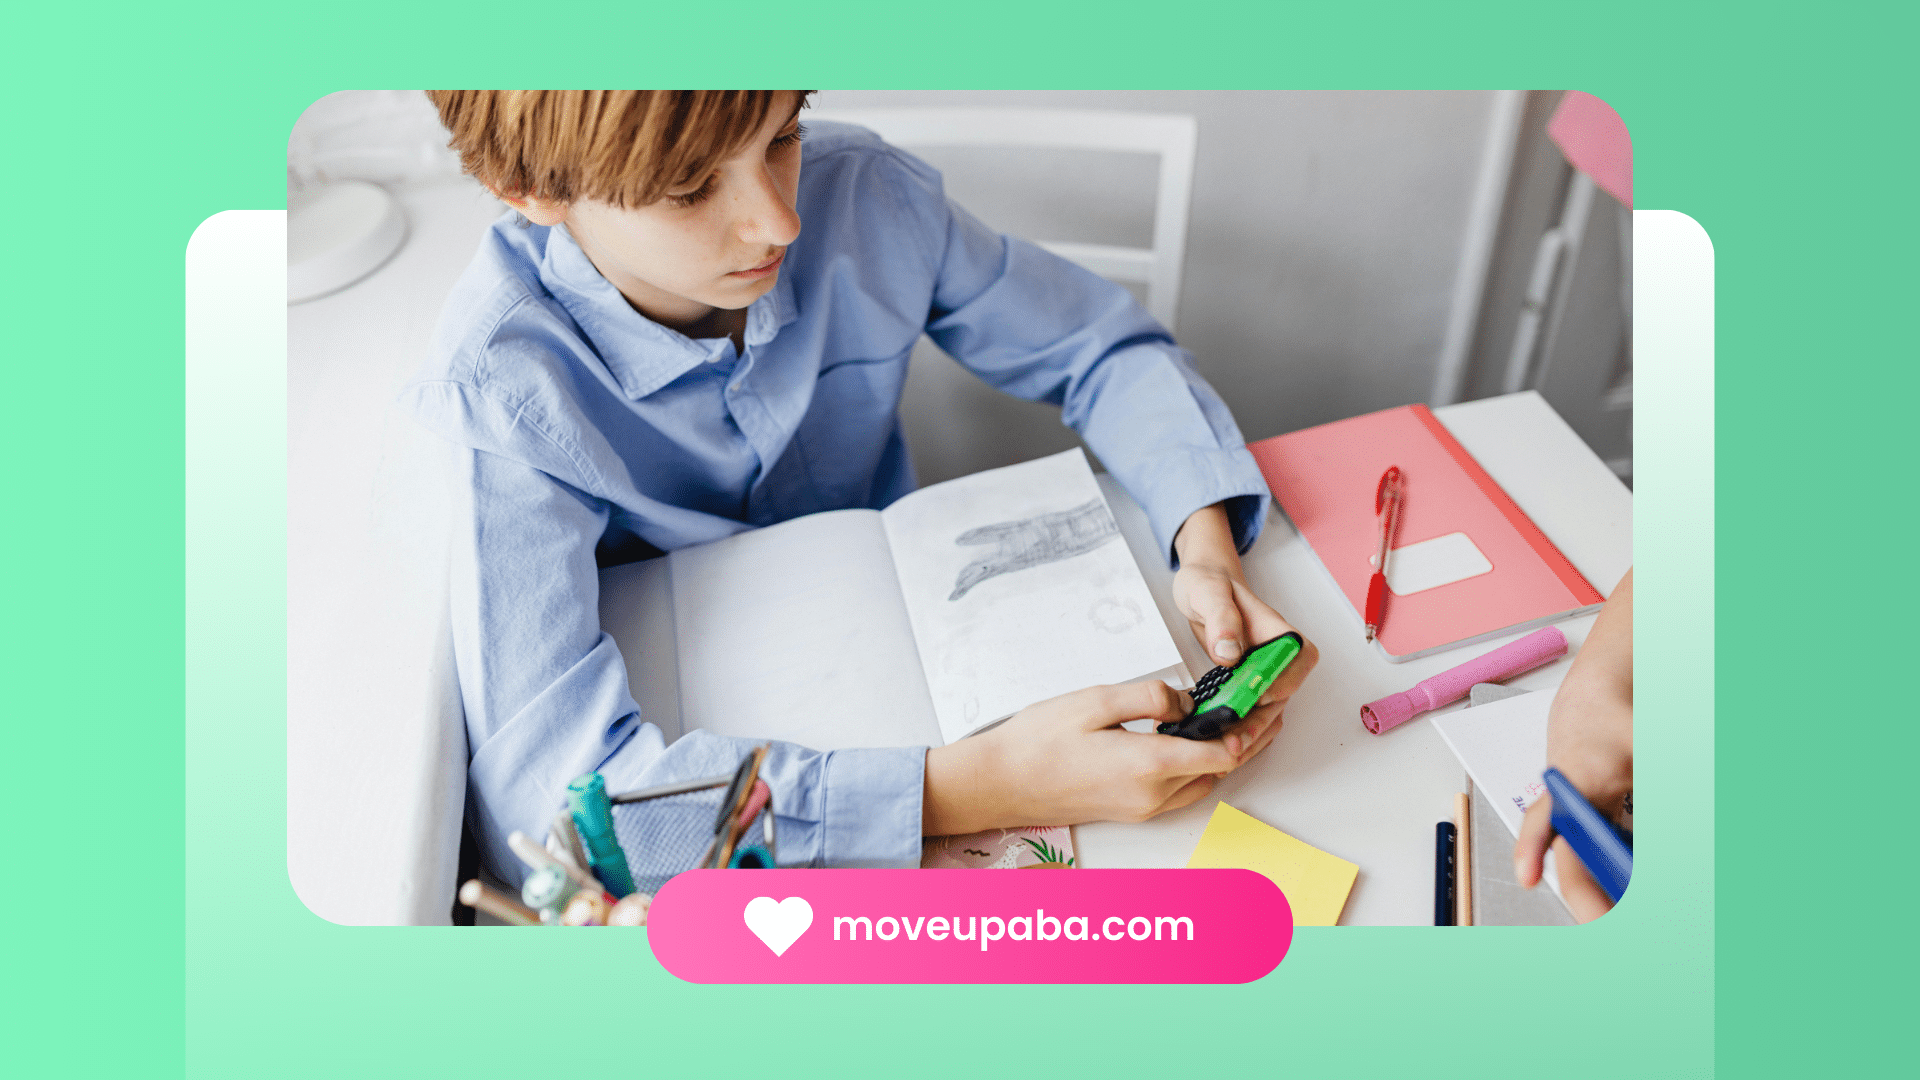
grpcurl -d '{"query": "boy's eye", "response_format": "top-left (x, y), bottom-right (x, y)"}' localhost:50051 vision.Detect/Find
top-left (666, 175), bottom-right (717, 209)
top-left (664, 124), bottom-right (804, 209)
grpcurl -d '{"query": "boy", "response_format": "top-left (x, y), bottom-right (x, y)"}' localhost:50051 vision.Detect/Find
top-left (409, 90), bottom-right (1318, 887)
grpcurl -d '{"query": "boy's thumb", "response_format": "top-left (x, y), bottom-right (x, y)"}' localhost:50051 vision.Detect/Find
top-left (1195, 585), bottom-right (1245, 665)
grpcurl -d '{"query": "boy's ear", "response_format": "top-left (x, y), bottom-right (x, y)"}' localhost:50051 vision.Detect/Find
top-left (495, 191), bottom-right (569, 227)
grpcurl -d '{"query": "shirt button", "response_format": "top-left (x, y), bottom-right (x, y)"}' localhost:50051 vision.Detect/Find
top-left (730, 382), bottom-right (742, 392)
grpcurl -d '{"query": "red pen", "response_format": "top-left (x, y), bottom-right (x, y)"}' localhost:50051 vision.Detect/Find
top-left (1365, 466), bottom-right (1404, 643)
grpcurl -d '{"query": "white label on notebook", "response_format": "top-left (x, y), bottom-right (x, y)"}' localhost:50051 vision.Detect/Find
top-left (1382, 531), bottom-right (1493, 595)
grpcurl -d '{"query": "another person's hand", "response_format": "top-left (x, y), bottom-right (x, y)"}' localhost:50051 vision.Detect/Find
top-left (922, 681), bottom-right (1245, 835)
top-left (1513, 675), bottom-right (1632, 921)
top-left (1514, 570), bottom-right (1633, 922)
top-left (1168, 503), bottom-right (1319, 763)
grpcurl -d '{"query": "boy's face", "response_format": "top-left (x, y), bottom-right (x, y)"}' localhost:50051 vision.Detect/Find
top-left (513, 92), bottom-right (806, 335)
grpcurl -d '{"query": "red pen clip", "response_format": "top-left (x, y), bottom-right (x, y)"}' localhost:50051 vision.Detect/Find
top-left (1365, 466), bottom-right (1404, 643)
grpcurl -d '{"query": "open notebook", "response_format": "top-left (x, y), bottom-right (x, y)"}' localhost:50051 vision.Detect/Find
top-left (597, 449), bottom-right (1188, 752)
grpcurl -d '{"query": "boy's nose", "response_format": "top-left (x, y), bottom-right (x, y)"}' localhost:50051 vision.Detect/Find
top-left (735, 167), bottom-right (801, 247)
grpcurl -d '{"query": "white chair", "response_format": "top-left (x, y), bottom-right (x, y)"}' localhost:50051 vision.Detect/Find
top-left (809, 108), bottom-right (1199, 484)
top-left (808, 108), bottom-right (1197, 330)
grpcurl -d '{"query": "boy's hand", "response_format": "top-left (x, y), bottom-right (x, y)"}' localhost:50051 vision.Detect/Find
top-left (922, 682), bottom-right (1246, 835)
top-left (1168, 504), bottom-right (1319, 758)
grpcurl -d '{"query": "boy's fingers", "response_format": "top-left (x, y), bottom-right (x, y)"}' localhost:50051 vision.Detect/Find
top-left (1237, 703), bottom-right (1285, 761)
top-left (1220, 703), bottom-right (1277, 763)
top-left (1147, 730), bottom-right (1240, 776)
top-left (1185, 576), bottom-right (1246, 665)
top-left (1229, 579), bottom-right (1293, 640)
top-left (1513, 794), bottom-right (1555, 887)
top-left (1076, 680), bottom-right (1186, 731)
top-left (1220, 582), bottom-right (1315, 706)
top-left (1262, 634), bottom-right (1318, 705)
top-left (1149, 773), bottom-right (1217, 818)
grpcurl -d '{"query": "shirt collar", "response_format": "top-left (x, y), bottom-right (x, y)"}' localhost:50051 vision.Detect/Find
top-left (539, 225), bottom-right (799, 400)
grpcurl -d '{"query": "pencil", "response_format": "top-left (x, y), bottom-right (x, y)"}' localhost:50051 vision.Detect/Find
top-left (459, 879), bottom-right (541, 926)
top-left (553, 810), bottom-right (592, 879)
top-left (610, 774), bottom-right (733, 804)
top-left (1454, 791), bottom-right (1473, 927)
top-left (715, 744), bottom-right (770, 870)
top-left (756, 779), bottom-right (777, 865)
top-left (508, 830), bottom-right (602, 897)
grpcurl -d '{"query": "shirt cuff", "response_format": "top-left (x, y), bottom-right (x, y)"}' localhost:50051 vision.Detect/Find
top-left (1133, 446), bottom-right (1272, 568)
top-left (820, 746), bottom-right (927, 868)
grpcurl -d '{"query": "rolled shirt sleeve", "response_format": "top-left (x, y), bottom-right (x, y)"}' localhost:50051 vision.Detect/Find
top-left (452, 447), bottom-right (926, 889)
top-left (600, 732), bottom-right (927, 889)
top-left (922, 197), bottom-right (1270, 566)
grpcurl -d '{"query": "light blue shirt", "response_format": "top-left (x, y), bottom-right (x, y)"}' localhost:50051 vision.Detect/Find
top-left (402, 121), bottom-right (1270, 889)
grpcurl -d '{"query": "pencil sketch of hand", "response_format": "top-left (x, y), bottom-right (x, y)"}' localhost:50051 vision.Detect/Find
top-left (948, 499), bottom-right (1120, 601)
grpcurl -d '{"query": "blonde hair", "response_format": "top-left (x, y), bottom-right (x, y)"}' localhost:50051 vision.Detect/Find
top-left (426, 90), bottom-right (807, 208)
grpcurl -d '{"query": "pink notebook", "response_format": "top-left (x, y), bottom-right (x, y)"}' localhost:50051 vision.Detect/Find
top-left (1249, 404), bottom-right (1603, 662)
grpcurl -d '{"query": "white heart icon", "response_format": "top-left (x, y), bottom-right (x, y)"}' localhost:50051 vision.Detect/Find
top-left (742, 896), bottom-right (813, 957)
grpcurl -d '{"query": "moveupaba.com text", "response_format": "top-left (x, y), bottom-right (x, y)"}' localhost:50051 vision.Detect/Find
top-left (831, 911), bottom-right (1195, 951)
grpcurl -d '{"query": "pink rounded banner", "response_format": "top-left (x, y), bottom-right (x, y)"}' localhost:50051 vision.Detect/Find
top-left (647, 868), bottom-right (1292, 983)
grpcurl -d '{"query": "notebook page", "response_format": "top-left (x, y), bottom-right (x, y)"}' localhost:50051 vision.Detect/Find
top-left (1431, 689), bottom-right (1553, 837)
top-left (1430, 689), bottom-right (1565, 895)
top-left (881, 450), bottom-right (1184, 745)
top-left (599, 556), bottom-right (683, 742)
top-left (669, 509), bottom-right (941, 750)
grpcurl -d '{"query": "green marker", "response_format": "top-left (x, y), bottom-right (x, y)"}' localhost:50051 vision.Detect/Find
top-left (567, 772), bottom-right (637, 898)
top-left (1158, 632), bottom-right (1303, 741)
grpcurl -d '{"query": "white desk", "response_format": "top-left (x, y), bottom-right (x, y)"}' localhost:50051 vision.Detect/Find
top-left (287, 179), bottom-right (509, 925)
top-left (1077, 392), bottom-right (1631, 924)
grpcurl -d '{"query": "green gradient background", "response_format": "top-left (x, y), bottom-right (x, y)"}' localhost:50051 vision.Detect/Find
top-left (6, 1), bottom-right (1907, 1076)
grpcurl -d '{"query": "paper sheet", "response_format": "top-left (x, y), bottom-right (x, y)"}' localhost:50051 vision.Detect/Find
top-left (1186, 803), bottom-right (1359, 927)
top-left (1429, 689), bottom-right (1553, 840)
top-left (669, 509), bottom-right (943, 750)
top-left (1432, 689), bottom-right (1567, 896)
top-left (882, 450), bottom-right (1183, 744)
top-left (599, 557), bottom-right (683, 741)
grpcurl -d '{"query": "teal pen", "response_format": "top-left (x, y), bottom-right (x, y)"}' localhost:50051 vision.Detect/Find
top-left (567, 773), bottom-right (637, 898)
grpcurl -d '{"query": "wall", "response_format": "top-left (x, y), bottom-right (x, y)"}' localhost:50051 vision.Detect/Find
top-left (812, 90), bottom-right (1507, 482)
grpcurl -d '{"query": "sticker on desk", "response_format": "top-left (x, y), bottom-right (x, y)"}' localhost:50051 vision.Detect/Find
top-left (647, 869), bottom-right (1292, 984)
top-left (1379, 531), bottom-right (1494, 595)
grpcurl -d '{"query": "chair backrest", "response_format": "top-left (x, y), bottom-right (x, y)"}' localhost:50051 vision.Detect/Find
top-left (809, 108), bottom-right (1197, 331)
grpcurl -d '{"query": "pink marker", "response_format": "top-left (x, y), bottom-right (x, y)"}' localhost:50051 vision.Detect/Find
top-left (1360, 627), bottom-right (1568, 734)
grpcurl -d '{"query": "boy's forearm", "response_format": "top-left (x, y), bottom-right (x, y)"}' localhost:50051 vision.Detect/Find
top-left (922, 739), bottom-right (1012, 836)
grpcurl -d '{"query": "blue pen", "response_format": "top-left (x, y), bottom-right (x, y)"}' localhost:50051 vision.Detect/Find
top-left (1542, 767), bottom-right (1632, 902)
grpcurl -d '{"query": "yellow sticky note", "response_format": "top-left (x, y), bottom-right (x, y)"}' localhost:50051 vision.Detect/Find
top-left (1186, 803), bottom-right (1359, 926)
